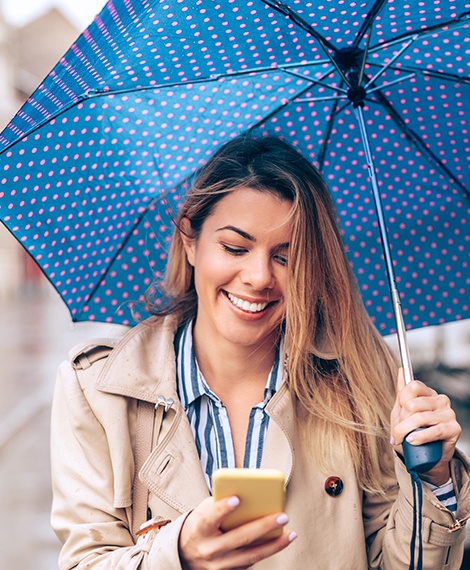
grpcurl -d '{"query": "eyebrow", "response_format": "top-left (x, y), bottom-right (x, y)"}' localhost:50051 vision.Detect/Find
top-left (216, 225), bottom-right (289, 249)
top-left (216, 225), bottom-right (255, 241)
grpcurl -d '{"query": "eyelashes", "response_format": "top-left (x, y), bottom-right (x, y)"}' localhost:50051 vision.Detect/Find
top-left (222, 244), bottom-right (246, 255)
top-left (221, 244), bottom-right (288, 266)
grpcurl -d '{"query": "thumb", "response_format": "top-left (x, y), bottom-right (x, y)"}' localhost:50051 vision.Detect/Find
top-left (390, 368), bottom-right (405, 440)
top-left (390, 368), bottom-right (405, 429)
top-left (396, 367), bottom-right (406, 395)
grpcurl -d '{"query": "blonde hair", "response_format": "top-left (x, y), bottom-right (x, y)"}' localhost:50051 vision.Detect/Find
top-left (146, 134), bottom-right (397, 493)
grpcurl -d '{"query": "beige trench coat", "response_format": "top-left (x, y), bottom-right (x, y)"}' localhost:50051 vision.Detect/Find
top-left (51, 316), bottom-right (470, 569)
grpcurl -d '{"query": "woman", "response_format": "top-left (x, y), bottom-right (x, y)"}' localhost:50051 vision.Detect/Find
top-left (51, 135), bottom-right (469, 569)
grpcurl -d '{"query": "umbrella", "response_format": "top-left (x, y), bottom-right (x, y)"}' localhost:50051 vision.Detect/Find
top-left (0, 0), bottom-right (469, 342)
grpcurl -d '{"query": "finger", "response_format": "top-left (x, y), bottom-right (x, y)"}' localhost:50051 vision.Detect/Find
top-left (211, 495), bottom-right (242, 528)
top-left (179, 496), bottom-right (243, 566)
top-left (397, 380), bottom-right (437, 408)
top-left (217, 512), bottom-right (289, 551)
top-left (393, 409), bottom-right (459, 446)
top-left (401, 393), bottom-right (452, 417)
top-left (390, 368), bottom-right (405, 437)
top-left (219, 529), bottom-right (297, 569)
top-left (397, 367), bottom-right (405, 393)
top-left (396, 368), bottom-right (433, 397)
top-left (391, 368), bottom-right (414, 427)
top-left (402, 418), bottom-right (461, 446)
top-left (186, 496), bottom-right (241, 537)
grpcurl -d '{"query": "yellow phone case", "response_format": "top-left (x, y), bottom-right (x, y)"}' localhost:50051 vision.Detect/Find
top-left (212, 468), bottom-right (286, 538)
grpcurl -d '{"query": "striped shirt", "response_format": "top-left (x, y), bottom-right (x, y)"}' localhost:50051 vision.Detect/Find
top-left (174, 319), bottom-right (284, 490)
top-left (423, 478), bottom-right (457, 513)
top-left (174, 320), bottom-right (457, 510)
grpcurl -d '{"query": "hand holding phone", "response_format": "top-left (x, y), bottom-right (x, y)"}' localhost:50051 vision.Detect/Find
top-left (212, 468), bottom-right (286, 539)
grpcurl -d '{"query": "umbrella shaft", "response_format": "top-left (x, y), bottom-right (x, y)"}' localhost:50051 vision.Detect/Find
top-left (354, 106), bottom-right (414, 384)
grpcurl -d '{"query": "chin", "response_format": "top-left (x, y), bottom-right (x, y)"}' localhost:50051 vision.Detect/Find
top-left (221, 322), bottom-right (281, 350)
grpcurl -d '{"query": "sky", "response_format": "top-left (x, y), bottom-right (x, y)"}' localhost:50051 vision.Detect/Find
top-left (2, 0), bottom-right (107, 29)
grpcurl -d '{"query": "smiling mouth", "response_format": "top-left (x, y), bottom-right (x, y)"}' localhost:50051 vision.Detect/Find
top-left (226, 292), bottom-right (275, 313)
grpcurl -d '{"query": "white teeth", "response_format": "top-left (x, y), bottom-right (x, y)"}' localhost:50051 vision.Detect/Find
top-left (227, 293), bottom-right (269, 313)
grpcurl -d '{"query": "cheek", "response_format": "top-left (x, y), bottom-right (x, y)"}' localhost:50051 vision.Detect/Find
top-left (193, 250), bottom-right (233, 288)
top-left (275, 268), bottom-right (289, 298)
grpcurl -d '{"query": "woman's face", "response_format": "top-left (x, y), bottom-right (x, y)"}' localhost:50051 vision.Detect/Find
top-left (183, 187), bottom-right (293, 353)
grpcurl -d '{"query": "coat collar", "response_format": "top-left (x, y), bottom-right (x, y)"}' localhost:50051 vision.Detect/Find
top-left (95, 315), bottom-right (180, 403)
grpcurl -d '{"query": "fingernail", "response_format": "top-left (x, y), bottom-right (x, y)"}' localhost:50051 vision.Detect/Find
top-left (276, 513), bottom-right (289, 526)
top-left (390, 436), bottom-right (395, 446)
top-left (227, 496), bottom-right (240, 508)
top-left (406, 434), bottom-right (414, 443)
top-left (288, 531), bottom-right (298, 542)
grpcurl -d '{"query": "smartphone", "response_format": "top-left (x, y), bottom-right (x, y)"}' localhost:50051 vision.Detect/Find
top-left (212, 468), bottom-right (286, 539)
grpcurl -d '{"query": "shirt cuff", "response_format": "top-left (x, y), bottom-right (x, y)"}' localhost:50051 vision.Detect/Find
top-left (422, 477), bottom-right (457, 513)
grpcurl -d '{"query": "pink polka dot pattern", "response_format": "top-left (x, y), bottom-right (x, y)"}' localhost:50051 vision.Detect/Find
top-left (0, 0), bottom-right (468, 331)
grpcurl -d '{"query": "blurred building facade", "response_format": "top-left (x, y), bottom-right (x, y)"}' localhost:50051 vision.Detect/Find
top-left (0, 3), bottom-right (79, 298)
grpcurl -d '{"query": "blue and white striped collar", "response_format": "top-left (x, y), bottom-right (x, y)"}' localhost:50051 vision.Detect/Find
top-left (175, 319), bottom-right (284, 410)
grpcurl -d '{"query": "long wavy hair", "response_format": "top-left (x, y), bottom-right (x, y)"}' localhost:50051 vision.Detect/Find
top-left (146, 134), bottom-right (397, 493)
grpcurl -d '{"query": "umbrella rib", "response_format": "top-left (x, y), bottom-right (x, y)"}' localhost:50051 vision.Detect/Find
top-left (281, 67), bottom-right (347, 95)
top-left (357, 29), bottom-right (373, 88)
top-left (0, 219), bottom-right (78, 321)
top-left (366, 73), bottom-right (417, 94)
top-left (260, 0), bottom-right (353, 87)
top-left (0, 65), bottom-right (329, 153)
top-left (375, 64), bottom-right (470, 86)
top-left (260, 0), bottom-right (337, 51)
top-left (364, 36), bottom-right (418, 91)
top-left (367, 12), bottom-right (470, 53)
top-left (352, 0), bottom-right (389, 50)
top-left (76, 195), bottom-right (162, 320)
top-left (317, 94), bottom-right (344, 171)
top-left (0, 94), bottom-right (92, 155)
top-left (370, 88), bottom-right (470, 198)
top-left (246, 65), bottom-right (340, 134)
top-left (0, 73), bottom-right (233, 153)
top-left (131, 66), bottom-right (338, 200)
top-left (317, 85), bottom-right (470, 199)
top-left (296, 95), bottom-right (347, 103)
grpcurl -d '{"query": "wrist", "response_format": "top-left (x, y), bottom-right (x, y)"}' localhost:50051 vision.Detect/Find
top-left (419, 463), bottom-right (451, 487)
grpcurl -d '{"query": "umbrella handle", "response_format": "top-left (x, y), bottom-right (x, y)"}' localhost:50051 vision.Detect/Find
top-left (353, 106), bottom-right (444, 474)
top-left (395, 293), bottom-right (443, 472)
top-left (402, 429), bottom-right (443, 474)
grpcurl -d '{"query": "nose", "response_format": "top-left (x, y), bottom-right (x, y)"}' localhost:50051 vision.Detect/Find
top-left (241, 253), bottom-right (275, 291)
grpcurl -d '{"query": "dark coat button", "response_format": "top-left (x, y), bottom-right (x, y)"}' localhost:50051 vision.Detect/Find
top-left (324, 476), bottom-right (344, 497)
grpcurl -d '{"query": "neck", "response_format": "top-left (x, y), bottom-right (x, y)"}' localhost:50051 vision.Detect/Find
top-left (191, 325), bottom-right (278, 397)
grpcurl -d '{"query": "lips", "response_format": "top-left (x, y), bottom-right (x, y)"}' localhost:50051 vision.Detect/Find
top-left (226, 292), bottom-right (273, 313)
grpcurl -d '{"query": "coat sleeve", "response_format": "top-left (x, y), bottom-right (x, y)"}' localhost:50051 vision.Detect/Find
top-left (363, 451), bottom-right (470, 569)
top-left (51, 359), bottom-right (186, 570)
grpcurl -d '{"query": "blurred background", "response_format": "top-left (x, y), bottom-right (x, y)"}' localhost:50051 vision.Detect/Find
top-left (0, 1), bottom-right (469, 568)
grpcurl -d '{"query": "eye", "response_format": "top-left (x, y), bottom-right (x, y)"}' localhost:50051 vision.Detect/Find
top-left (222, 244), bottom-right (247, 255)
top-left (273, 254), bottom-right (288, 267)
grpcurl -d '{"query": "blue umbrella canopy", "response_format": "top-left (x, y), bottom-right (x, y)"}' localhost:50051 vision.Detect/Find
top-left (0, 0), bottom-right (468, 332)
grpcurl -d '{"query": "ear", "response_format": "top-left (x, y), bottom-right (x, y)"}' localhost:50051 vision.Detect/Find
top-left (179, 217), bottom-right (196, 267)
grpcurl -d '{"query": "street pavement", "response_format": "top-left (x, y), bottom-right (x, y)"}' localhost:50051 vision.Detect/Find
top-left (0, 287), bottom-right (125, 569)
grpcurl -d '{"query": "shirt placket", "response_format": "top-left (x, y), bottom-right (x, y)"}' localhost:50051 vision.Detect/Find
top-left (211, 397), bottom-right (236, 469)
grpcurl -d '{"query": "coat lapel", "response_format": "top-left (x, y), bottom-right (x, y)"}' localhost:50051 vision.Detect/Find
top-left (261, 383), bottom-right (295, 485)
top-left (95, 315), bottom-right (210, 512)
top-left (140, 406), bottom-right (210, 513)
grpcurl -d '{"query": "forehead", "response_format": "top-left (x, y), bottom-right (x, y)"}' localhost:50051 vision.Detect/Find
top-left (205, 187), bottom-right (293, 238)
